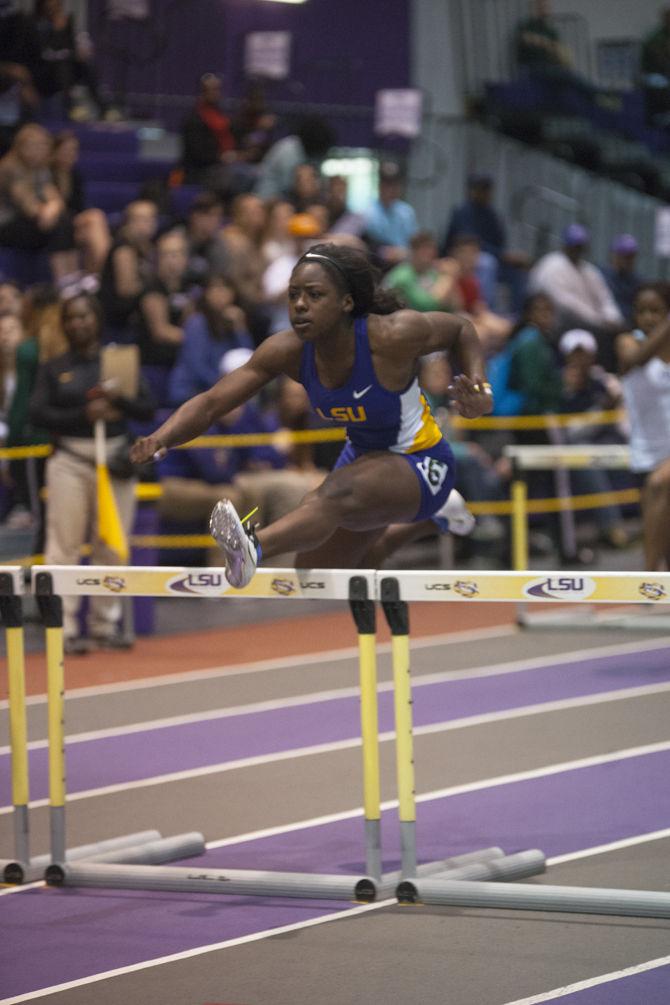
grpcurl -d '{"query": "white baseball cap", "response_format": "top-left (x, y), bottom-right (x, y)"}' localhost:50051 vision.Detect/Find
top-left (559, 329), bottom-right (597, 356)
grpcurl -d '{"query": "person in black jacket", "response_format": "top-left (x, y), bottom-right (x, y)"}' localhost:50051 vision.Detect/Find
top-left (30, 291), bottom-right (155, 652)
top-left (31, 0), bottom-right (108, 120)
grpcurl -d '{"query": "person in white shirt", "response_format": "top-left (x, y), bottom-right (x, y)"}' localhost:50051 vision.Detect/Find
top-left (529, 224), bottom-right (624, 370)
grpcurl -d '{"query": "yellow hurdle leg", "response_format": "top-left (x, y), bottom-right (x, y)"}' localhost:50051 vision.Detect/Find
top-left (36, 583), bottom-right (67, 865)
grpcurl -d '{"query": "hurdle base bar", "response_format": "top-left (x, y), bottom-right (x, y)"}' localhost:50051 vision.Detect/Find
top-left (398, 878), bottom-right (670, 919)
top-left (46, 863), bottom-right (387, 902)
top-left (396, 850), bottom-right (547, 903)
top-left (1, 830), bottom-right (205, 884)
top-left (383, 846), bottom-right (506, 889)
top-left (518, 608), bottom-right (670, 632)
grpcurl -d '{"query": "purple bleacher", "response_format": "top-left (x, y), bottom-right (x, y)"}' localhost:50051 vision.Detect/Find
top-left (78, 154), bottom-right (170, 184)
top-left (168, 184), bottom-right (203, 218)
top-left (0, 247), bottom-right (52, 286)
top-left (85, 180), bottom-right (141, 214)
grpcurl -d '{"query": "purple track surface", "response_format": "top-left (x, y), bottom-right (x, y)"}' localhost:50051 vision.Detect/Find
top-left (545, 963), bottom-right (670, 1003)
top-left (2, 644), bottom-right (670, 1000)
top-left (2, 644), bottom-right (669, 804)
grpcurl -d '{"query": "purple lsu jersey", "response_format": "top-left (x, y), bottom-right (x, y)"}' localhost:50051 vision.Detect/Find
top-left (298, 316), bottom-right (443, 453)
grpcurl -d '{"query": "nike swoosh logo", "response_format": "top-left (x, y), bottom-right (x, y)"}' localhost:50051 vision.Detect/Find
top-left (353, 385), bottom-right (372, 399)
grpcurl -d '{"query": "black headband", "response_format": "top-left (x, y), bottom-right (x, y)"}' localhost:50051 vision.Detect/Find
top-left (301, 251), bottom-right (350, 290)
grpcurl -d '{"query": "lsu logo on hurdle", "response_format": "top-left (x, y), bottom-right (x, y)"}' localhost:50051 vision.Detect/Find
top-left (523, 577), bottom-right (596, 601)
top-left (167, 572), bottom-right (228, 595)
top-left (639, 582), bottom-right (667, 602)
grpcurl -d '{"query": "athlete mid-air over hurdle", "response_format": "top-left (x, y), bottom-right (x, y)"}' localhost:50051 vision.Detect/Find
top-left (130, 242), bottom-right (493, 586)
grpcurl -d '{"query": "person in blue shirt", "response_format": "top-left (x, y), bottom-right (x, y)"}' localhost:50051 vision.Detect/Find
top-left (364, 161), bottom-right (418, 268)
top-left (168, 274), bottom-right (253, 406)
top-left (600, 234), bottom-right (642, 328)
top-left (131, 242), bottom-right (492, 587)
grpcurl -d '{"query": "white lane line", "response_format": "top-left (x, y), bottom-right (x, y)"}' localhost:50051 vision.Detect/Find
top-left (4, 686), bottom-right (670, 815)
top-left (0, 897), bottom-right (397, 1004)
top-left (0, 623), bottom-right (519, 710)
top-left (547, 826), bottom-right (670, 866)
top-left (500, 954), bottom-right (670, 1005)
top-left (3, 634), bottom-right (669, 752)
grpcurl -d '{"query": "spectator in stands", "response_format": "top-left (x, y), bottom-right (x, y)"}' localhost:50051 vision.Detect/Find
top-left (364, 160), bottom-right (418, 267)
top-left (0, 0), bottom-right (42, 150)
top-left (442, 173), bottom-right (528, 313)
top-left (230, 80), bottom-right (277, 166)
top-left (5, 282), bottom-right (65, 538)
top-left (183, 191), bottom-right (229, 284)
top-left (617, 283), bottom-right (670, 570)
top-left (261, 197), bottom-right (296, 266)
top-left (50, 130), bottom-right (111, 276)
top-left (137, 228), bottom-right (197, 401)
top-left (168, 275), bottom-right (252, 406)
top-left (0, 279), bottom-right (22, 316)
top-left (449, 234), bottom-right (512, 351)
top-left (158, 350), bottom-right (321, 566)
top-left (528, 223), bottom-right (624, 370)
top-left (98, 198), bottom-right (158, 338)
top-left (0, 123), bottom-right (79, 283)
top-left (31, 0), bottom-right (109, 121)
top-left (262, 211), bottom-right (323, 335)
top-left (254, 114), bottom-right (335, 200)
top-left (601, 233), bottom-right (642, 327)
top-left (29, 291), bottom-right (155, 652)
top-left (640, 8), bottom-right (670, 127)
top-left (324, 175), bottom-right (366, 238)
top-left (558, 327), bottom-right (629, 549)
top-left (514, 0), bottom-right (593, 99)
top-left (0, 308), bottom-right (24, 443)
top-left (286, 163), bottom-right (323, 212)
top-left (221, 193), bottom-right (270, 344)
top-left (383, 230), bottom-right (460, 312)
top-left (180, 72), bottom-right (238, 196)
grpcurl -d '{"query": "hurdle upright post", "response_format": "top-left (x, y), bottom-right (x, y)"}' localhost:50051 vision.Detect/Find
top-left (380, 576), bottom-right (416, 879)
top-left (0, 570), bottom-right (29, 870)
top-left (33, 571), bottom-right (66, 866)
top-left (348, 575), bottom-right (382, 881)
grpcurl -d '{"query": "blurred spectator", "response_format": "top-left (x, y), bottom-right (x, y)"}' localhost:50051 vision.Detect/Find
top-left (183, 191), bottom-right (229, 283)
top-left (558, 328), bottom-right (629, 549)
top-left (230, 80), bottom-right (277, 165)
top-left (486, 292), bottom-right (561, 417)
top-left (617, 283), bottom-right (670, 570)
top-left (254, 114), bottom-right (335, 200)
top-left (442, 173), bottom-right (528, 313)
top-left (0, 308), bottom-right (24, 442)
top-left (640, 8), bottom-right (670, 127)
top-left (600, 233), bottom-right (642, 327)
top-left (286, 162), bottom-right (323, 212)
top-left (0, 123), bottom-right (80, 283)
top-left (221, 193), bottom-right (270, 343)
top-left (262, 210), bottom-right (323, 334)
top-left (51, 130), bottom-right (111, 275)
top-left (324, 175), bottom-right (366, 238)
top-left (449, 234), bottom-right (511, 351)
top-left (98, 199), bottom-right (158, 338)
top-left (29, 292), bottom-right (155, 652)
top-left (364, 160), bottom-right (418, 267)
top-left (31, 0), bottom-right (110, 121)
top-left (383, 231), bottom-right (460, 312)
top-left (0, 279), bottom-right (22, 316)
top-left (168, 275), bottom-right (252, 406)
top-left (180, 73), bottom-right (238, 195)
top-left (5, 282), bottom-right (65, 539)
top-left (137, 228), bottom-right (197, 400)
top-left (528, 224), bottom-right (624, 370)
top-left (261, 197), bottom-right (296, 266)
top-left (0, 0), bottom-right (42, 149)
top-left (514, 0), bottom-right (593, 98)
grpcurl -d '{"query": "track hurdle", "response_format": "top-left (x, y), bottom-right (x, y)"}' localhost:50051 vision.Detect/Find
top-left (34, 565), bottom-right (514, 903)
top-left (384, 567), bottom-right (670, 918)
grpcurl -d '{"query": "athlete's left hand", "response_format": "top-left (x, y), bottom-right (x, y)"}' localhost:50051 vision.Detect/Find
top-left (448, 375), bottom-right (494, 419)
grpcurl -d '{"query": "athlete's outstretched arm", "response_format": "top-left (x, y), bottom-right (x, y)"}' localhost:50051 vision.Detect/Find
top-left (130, 332), bottom-right (299, 464)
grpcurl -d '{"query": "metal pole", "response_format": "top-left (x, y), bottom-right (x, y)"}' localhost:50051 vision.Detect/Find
top-left (34, 572), bottom-right (66, 865)
top-left (380, 577), bottom-right (416, 879)
top-left (0, 573), bottom-right (29, 869)
top-left (348, 576), bottom-right (382, 881)
top-left (396, 850), bottom-right (546, 903)
top-left (511, 471), bottom-right (529, 626)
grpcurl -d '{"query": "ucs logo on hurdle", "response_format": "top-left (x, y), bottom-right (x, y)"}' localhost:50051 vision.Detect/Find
top-left (639, 582), bottom-right (667, 602)
top-left (523, 576), bottom-right (596, 601)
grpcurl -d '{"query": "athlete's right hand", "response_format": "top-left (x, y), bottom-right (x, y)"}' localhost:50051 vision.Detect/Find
top-left (129, 435), bottom-right (167, 465)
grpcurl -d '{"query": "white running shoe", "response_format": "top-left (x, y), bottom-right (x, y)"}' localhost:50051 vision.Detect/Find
top-left (209, 499), bottom-right (259, 588)
top-left (431, 489), bottom-right (476, 537)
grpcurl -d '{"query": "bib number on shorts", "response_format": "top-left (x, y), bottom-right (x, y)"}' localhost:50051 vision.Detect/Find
top-left (416, 456), bottom-right (449, 496)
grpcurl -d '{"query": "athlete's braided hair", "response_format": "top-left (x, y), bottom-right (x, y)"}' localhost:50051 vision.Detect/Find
top-left (295, 243), bottom-right (404, 317)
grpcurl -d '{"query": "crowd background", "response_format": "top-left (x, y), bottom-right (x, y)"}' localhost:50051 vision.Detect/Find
top-left (1, 0), bottom-right (670, 646)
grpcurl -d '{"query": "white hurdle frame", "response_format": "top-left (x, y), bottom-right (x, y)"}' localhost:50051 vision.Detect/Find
top-left (31, 565), bottom-right (670, 917)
